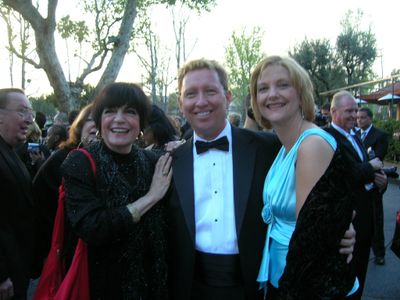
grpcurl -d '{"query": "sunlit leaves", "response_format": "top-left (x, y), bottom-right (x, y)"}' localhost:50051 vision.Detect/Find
top-left (336, 9), bottom-right (377, 85)
top-left (57, 16), bottom-right (89, 43)
top-left (225, 26), bottom-right (264, 111)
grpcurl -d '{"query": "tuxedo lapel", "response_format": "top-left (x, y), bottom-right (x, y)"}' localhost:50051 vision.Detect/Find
top-left (353, 134), bottom-right (369, 161)
top-left (363, 126), bottom-right (376, 148)
top-left (232, 127), bottom-right (256, 237)
top-left (327, 127), bottom-right (363, 162)
top-left (172, 138), bottom-right (195, 243)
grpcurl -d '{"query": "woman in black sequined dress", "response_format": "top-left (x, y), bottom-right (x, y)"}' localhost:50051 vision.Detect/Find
top-left (61, 82), bottom-right (172, 299)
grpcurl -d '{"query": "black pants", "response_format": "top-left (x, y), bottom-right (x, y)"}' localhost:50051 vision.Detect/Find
top-left (191, 251), bottom-right (249, 300)
top-left (347, 239), bottom-right (371, 300)
top-left (191, 279), bottom-right (246, 300)
top-left (371, 193), bottom-right (385, 258)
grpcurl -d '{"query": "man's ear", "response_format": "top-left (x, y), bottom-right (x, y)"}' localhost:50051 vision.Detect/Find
top-left (178, 96), bottom-right (184, 114)
top-left (225, 90), bottom-right (233, 109)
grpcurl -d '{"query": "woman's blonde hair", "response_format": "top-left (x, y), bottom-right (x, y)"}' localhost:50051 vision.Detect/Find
top-left (27, 121), bottom-right (42, 142)
top-left (250, 55), bottom-right (315, 129)
top-left (60, 103), bottom-right (94, 150)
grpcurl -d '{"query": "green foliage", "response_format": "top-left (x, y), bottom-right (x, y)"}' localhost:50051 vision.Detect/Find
top-left (30, 83), bottom-right (95, 117)
top-left (290, 9), bottom-right (378, 102)
top-left (225, 26), bottom-right (264, 118)
top-left (137, 0), bottom-right (216, 12)
top-left (375, 119), bottom-right (400, 161)
top-left (391, 69), bottom-right (400, 77)
top-left (57, 16), bottom-right (89, 43)
top-left (386, 138), bottom-right (400, 162)
top-left (30, 95), bottom-right (58, 119)
top-left (167, 92), bottom-right (180, 114)
top-left (336, 9), bottom-right (377, 85)
top-left (290, 38), bottom-right (345, 105)
top-left (375, 119), bottom-right (400, 135)
top-left (71, 83), bottom-right (96, 106)
top-left (80, 0), bottom-right (126, 52)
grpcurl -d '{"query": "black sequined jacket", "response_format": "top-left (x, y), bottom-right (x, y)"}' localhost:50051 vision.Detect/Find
top-left (277, 149), bottom-right (356, 300)
top-left (61, 141), bottom-right (168, 300)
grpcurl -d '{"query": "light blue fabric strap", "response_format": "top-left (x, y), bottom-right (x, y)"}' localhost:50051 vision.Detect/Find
top-left (296, 128), bottom-right (337, 151)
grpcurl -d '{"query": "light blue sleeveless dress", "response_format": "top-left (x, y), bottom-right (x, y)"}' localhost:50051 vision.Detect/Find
top-left (257, 128), bottom-right (358, 295)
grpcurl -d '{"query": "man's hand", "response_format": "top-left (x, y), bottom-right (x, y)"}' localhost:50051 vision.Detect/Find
top-left (339, 211), bottom-right (356, 264)
top-left (29, 150), bottom-right (45, 165)
top-left (0, 278), bottom-right (14, 300)
top-left (164, 139), bottom-right (186, 153)
top-left (369, 157), bottom-right (383, 171)
top-left (374, 171), bottom-right (388, 191)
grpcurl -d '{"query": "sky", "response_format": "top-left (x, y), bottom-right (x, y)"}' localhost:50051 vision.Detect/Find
top-left (0, 0), bottom-right (399, 97)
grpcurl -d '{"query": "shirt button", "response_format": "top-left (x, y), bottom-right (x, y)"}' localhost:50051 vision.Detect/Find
top-left (214, 219), bottom-right (218, 222)
top-left (213, 162), bottom-right (216, 166)
top-left (214, 191), bottom-right (217, 194)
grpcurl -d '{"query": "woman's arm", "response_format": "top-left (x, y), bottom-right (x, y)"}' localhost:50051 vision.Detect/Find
top-left (295, 135), bottom-right (334, 218)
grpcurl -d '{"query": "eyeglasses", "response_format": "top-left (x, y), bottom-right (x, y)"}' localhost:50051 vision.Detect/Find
top-left (0, 107), bottom-right (36, 119)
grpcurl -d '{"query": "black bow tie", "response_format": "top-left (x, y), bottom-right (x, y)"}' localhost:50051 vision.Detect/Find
top-left (195, 136), bottom-right (229, 154)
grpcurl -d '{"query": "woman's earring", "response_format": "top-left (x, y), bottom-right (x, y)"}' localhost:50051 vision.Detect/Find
top-left (136, 131), bottom-right (143, 140)
top-left (96, 130), bottom-right (102, 140)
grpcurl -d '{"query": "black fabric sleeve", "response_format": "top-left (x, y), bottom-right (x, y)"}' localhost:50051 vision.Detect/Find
top-left (277, 149), bottom-right (356, 299)
top-left (61, 150), bottom-right (134, 247)
top-left (375, 130), bottom-right (389, 160)
top-left (0, 241), bottom-right (9, 283)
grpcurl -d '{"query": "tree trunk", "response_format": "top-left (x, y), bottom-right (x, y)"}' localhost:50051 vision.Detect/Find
top-left (93, 0), bottom-right (137, 97)
top-left (34, 25), bottom-right (72, 112)
top-left (4, 0), bottom-right (73, 112)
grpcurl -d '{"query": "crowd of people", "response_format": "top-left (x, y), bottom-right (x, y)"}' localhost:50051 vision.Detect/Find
top-left (0, 53), bottom-right (392, 300)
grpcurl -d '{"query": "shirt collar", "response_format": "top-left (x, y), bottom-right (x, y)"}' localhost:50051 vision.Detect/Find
top-left (193, 120), bottom-right (232, 143)
top-left (331, 122), bottom-right (352, 138)
top-left (361, 124), bottom-right (373, 135)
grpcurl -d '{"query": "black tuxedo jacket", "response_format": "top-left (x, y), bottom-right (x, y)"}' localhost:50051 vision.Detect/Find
top-left (167, 127), bottom-right (280, 299)
top-left (358, 126), bottom-right (389, 160)
top-left (0, 136), bottom-right (35, 297)
top-left (325, 127), bottom-right (376, 242)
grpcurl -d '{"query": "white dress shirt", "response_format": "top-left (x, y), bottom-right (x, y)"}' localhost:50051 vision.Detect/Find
top-left (331, 122), bottom-right (373, 190)
top-left (360, 124), bottom-right (372, 141)
top-left (331, 123), bottom-right (364, 161)
top-left (193, 121), bottom-right (238, 254)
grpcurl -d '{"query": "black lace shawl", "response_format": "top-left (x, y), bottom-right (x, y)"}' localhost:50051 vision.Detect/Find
top-left (62, 141), bottom-right (168, 300)
top-left (277, 148), bottom-right (356, 300)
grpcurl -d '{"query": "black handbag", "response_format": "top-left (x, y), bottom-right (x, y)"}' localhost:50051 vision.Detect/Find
top-left (391, 210), bottom-right (400, 259)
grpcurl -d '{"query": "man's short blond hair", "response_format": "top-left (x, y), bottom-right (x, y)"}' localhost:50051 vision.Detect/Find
top-left (331, 90), bottom-right (355, 109)
top-left (177, 59), bottom-right (229, 95)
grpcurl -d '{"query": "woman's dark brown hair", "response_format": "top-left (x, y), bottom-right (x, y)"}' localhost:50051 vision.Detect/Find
top-left (92, 82), bottom-right (151, 133)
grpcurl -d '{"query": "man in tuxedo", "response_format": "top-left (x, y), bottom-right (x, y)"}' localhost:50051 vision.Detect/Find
top-left (168, 59), bottom-right (356, 300)
top-left (357, 107), bottom-right (389, 265)
top-left (0, 88), bottom-right (36, 300)
top-left (326, 90), bottom-right (387, 300)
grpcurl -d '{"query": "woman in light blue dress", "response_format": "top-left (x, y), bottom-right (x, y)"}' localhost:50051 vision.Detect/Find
top-left (249, 56), bottom-right (357, 299)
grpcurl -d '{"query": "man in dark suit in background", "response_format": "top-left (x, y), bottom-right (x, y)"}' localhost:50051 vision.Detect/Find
top-left (357, 107), bottom-right (389, 265)
top-left (168, 59), bottom-right (356, 300)
top-left (0, 88), bottom-right (36, 300)
top-left (326, 90), bottom-right (387, 300)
